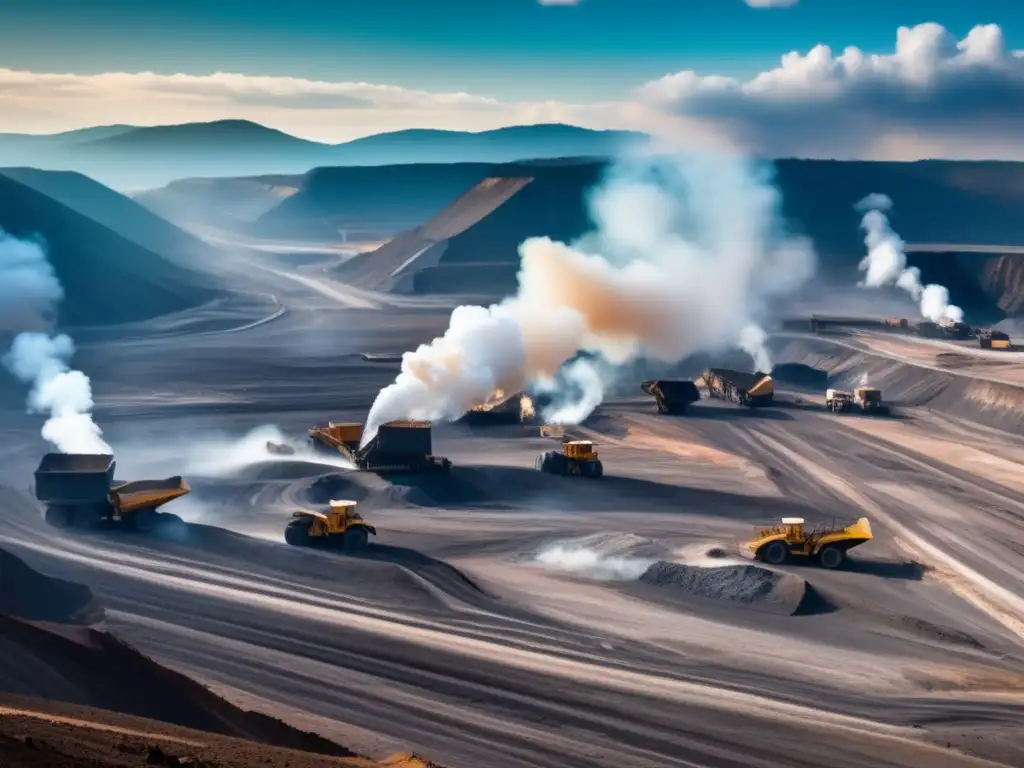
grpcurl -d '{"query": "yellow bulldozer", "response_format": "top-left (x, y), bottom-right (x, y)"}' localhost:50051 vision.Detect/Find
top-left (536, 440), bottom-right (603, 478)
top-left (745, 516), bottom-right (873, 569)
top-left (284, 499), bottom-right (376, 550)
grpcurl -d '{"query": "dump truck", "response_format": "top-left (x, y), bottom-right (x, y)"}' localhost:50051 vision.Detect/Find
top-left (825, 388), bottom-right (855, 412)
top-left (702, 368), bottom-right (774, 407)
top-left (536, 440), bottom-right (603, 478)
top-left (285, 499), bottom-right (376, 550)
top-left (746, 516), bottom-right (873, 569)
top-left (826, 386), bottom-right (886, 414)
top-left (34, 453), bottom-right (190, 532)
top-left (309, 420), bottom-right (451, 473)
top-left (640, 380), bottom-right (701, 415)
top-left (980, 330), bottom-right (1012, 350)
top-left (462, 390), bottom-right (535, 424)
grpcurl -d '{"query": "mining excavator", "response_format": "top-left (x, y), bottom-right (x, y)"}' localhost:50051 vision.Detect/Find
top-left (536, 440), bottom-right (603, 478)
top-left (285, 499), bottom-right (376, 550)
top-left (746, 516), bottom-right (873, 569)
top-left (306, 420), bottom-right (451, 473)
top-left (34, 453), bottom-right (190, 532)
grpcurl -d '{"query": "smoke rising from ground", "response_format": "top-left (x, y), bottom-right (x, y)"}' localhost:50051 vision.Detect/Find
top-left (856, 195), bottom-right (964, 324)
top-left (364, 153), bottom-right (815, 442)
top-left (0, 229), bottom-right (110, 454)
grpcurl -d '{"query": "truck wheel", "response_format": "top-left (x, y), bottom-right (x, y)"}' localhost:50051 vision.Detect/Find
top-left (344, 527), bottom-right (369, 551)
top-left (763, 541), bottom-right (789, 565)
top-left (818, 545), bottom-right (845, 569)
top-left (44, 505), bottom-right (71, 528)
top-left (285, 519), bottom-right (311, 547)
top-left (132, 508), bottom-right (158, 532)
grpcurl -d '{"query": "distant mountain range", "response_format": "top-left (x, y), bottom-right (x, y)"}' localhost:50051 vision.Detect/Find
top-left (0, 120), bottom-right (649, 190)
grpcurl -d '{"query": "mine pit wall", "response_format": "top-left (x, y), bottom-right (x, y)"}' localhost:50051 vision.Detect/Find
top-left (770, 337), bottom-right (1024, 433)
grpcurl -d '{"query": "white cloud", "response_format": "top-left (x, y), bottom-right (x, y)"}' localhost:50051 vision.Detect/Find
top-left (0, 67), bottom-right (637, 143)
top-left (639, 22), bottom-right (1024, 159)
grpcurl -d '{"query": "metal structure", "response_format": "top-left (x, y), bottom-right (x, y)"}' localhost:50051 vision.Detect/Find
top-left (34, 453), bottom-right (190, 532)
top-left (702, 368), bottom-right (774, 407)
top-left (308, 420), bottom-right (451, 473)
top-left (640, 380), bottom-right (700, 415)
top-left (536, 440), bottom-right (603, 478)
top-left (285, 499), bottom-right (376, 550)
top-left (745, 517), bottom-right (873, 569)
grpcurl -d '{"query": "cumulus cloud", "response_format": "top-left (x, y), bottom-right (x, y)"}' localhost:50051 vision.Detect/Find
top-left (639, 22), bottom-right (1024, 159)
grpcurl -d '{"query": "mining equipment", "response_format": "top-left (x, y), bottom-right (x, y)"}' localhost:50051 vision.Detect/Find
top-left (640, 380), bottom-right (701, 415)
top-left (746, 516), bottom-right (873, 569)
top-left (702, 368), bottom-right (774, 407)
top-left (284, 499), bottom-right (376, 550)
top-left (462, 390), bottom-right (535, 425)
top-left (34, 453), bottom-right (190, 532)
top-left (827, 386), bottom-right (886, 414)
top-left (308, 420), bottom-right (451, 473)
top-left (979, 329), bottom-right (1012, 350)
top-left (536, 440), bottom-right (603, 478)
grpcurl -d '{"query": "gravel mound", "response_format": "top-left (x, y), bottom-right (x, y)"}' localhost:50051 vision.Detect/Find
top-left (0, 549), bottom-right (104, 626)
top-left (639, 561), bottom-right (817, 615)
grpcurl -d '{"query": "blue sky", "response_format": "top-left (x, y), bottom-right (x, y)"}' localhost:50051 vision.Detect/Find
top-left (0, 0), bottom-right (1020, 101)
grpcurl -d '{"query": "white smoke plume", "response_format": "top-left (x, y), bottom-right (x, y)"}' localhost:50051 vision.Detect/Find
top-left (534, 357), bottom-right (608, 425)
top-left (0, 229), bottom-right (110, 454)
top-left (363, 152), bottom-right (816, 443)
top-left (855, 195), bottom-right (964, 324)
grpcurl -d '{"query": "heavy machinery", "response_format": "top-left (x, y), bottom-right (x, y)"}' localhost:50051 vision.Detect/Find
top-left (536, 440), bottom-right (603, 478)
top-left (825, 388), bottom-right (854, 412)
top-left (284, 499), bottom-right (376, 550)
top-left (640, 380), bottom-right (700, 415)
top-left (462, 390), bottom-right (535, 425)
top-left (746, 516), bottom-right (873, 569)
top-left (826, 386), bottom-right (886, 414)
top-left (34, 453), bottom-right (190, 532)
top-left (702, 368), bottom-right (774, 407)
top-left (309, 420), bottom-right (451, 473)
top-left (979, 330), bottom-right (1012, 350)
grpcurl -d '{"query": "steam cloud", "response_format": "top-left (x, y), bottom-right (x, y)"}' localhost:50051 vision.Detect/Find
top-left (855, 195), bottom-right (964, 324)
top-left (0, 229), bottom-right (110, 454)
top-left (363, 153), bottom-right (815, 442)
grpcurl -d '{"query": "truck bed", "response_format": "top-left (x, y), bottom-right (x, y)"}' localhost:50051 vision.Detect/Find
top-left (111, 477), bottom-right (190, 513)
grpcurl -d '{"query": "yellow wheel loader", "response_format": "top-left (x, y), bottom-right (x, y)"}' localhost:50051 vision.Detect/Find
top-left (536, 440), bottom-right (603, 478)
top-left (285, 499), bottom-right (376, 550)
top-left (746, 516), bottom-right (872, 569)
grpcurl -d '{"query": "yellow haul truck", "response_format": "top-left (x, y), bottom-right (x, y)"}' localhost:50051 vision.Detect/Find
top-left (536, 440), bottom-right (603, 478)
top-left (34, 453), bottom-right (190, 532)
top-left (746, 516), bottom-right (873, 569)
top-left (980, 330), bottom-right (1012, 350)
top-left (702, 368), bottom-right (774, 407)
top-left (285, 499), bottom-right (376, 550)
top-left (308, 420), bottom-right (452, 473)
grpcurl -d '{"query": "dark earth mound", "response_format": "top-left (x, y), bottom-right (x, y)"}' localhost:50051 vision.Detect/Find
top-left (0, 174), bottom-right (219, 326)
top-left (0, 549), bottom-right (104, 626)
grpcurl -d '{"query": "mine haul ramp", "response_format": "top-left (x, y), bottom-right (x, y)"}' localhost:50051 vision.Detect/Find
top-left (34, 453), bottom-right (190, 531)
top-left (309, 420), bottom-right (451, 473)
top-left (640, 380), bottom-right (700, 414)
top-left (702, 368), bottom-right (774, 407)
top-left (746, 517), bottom-right (873, 569)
